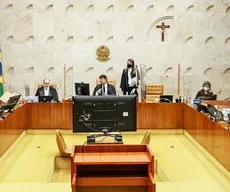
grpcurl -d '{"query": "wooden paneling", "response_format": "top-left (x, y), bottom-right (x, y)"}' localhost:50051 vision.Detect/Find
top-left (72, 144), bottom-right (155, 192)
top-left (203, 100), bottom-right (230, 105)
top-left (27, 103), bottom-right (72, 129)
top-left (25, 103), bottom-right (184, 129)
top-left (1, 102), bottom-right (230, 174)
top-left (0, 105), bottom-right (26, 157)
top-left (183, 104), bottom-right (230, 172)
top-left (137, 103), bottom-right (183, 129)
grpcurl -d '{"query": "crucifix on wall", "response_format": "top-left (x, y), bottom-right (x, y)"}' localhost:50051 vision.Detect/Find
top-left (156, 22), bottom-right (170, 41)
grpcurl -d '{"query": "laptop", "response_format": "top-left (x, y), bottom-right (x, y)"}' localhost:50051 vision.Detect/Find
top-left (7, 94), bottom-right (21, 104)
top-left (39, 96), bottom-right (53, 102)
top-left (160, 95), bottom-right (173, 102)
top-left (197, 94), bottom-right (217, 100)
top-left (1, 94), bottom-right (21, 112)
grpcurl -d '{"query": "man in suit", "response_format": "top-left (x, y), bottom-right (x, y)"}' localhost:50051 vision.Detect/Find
top-left (35, 78), bottom-right (59, 102)
top-left (93, 74), bottom-right (116, 96)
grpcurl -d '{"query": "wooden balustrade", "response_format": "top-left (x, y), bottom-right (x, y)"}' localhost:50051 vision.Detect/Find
top-left (0, 102), bottom-right (229, 173)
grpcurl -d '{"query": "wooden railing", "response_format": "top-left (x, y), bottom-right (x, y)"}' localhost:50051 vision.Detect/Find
top-left (0, 102), bottom-right (229, 172)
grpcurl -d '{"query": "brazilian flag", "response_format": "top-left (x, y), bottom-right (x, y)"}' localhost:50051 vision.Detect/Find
top-left (0, 52), bottom-right (3, 96)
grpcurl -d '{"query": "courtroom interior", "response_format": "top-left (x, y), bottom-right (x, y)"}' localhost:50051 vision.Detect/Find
top-left (0, 1), bottom-right (230, 192)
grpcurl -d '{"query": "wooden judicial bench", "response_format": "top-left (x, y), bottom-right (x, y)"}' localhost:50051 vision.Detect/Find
top-left (71, 144), bottom-right (155, 192)
top-left (0, 101), bottom-right (230, 174)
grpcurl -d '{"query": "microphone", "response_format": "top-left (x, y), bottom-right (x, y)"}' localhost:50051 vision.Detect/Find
top-left (186, 81), bottom-right (191, 99)
top-left (161, 75), bottom-right (168, 85)
top-left (3, 82), bottom-right (23, 97)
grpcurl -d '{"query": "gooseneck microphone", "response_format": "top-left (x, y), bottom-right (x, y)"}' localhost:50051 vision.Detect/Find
top-left (3, 81), bottom-right (23, 96)
top-left (186, 81), bottom-right (191, 99)
top-left (217, 90), bottom-right (222, 96)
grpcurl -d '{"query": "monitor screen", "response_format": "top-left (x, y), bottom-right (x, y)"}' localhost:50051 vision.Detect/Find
top-left (7, 94), bottom-right (21, 104)
top-left (2, 94), bottom-right (21, 111)
top-left (197, 94), bottom-right (217, 100)
top-left (39, 96), bottom-right (53, 102)
top-left (75, 83), bottom-right (90, 96)
top-left (72, 95), bottom-right (137, 133)
top-left (160, 95), bottom-right (173, 102)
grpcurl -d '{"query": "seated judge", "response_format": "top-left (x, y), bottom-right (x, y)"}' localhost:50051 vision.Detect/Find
top-left (35, 78), bottom-right (59, 102)
top-left (195, 81), bottom-right (213, 99)
top-left (120, 59), bottom-right (139, 96)
top-left (93, 75), bottom-right (116, 96)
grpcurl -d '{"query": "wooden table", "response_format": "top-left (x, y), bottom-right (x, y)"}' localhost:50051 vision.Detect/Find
top-left (71, 144), bottom-right (156, 192)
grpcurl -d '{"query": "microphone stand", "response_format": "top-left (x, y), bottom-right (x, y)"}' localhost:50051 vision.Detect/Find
top-left (3, 82), bottom-right (23, 96)
top-left (186, 81), bottom-right (191, 99)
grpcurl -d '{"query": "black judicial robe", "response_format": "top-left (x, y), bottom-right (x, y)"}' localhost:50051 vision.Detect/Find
top-left (93, 84), bottom-right (116, 96)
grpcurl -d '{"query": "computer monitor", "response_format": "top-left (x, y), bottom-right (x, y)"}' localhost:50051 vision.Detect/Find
top-left (75, 82), bottom-right (90, 96)
top-left (39, 96), bottom-right (53, 102)
top-left (197, 94), bottom-right (217, 100)
top-left (72, 95), bottom-right (137, 133)
top-left (160, 95), bottom-right (173, 102)
top-left (7, 94), bottom-right (21, 103)
top-left (2, 94), bottom-right (21, 112)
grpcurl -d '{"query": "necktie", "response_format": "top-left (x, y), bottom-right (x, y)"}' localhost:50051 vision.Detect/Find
top-left (102, 85), bottom-right (105, 95)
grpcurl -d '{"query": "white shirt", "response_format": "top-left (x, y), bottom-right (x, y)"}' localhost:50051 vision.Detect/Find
top-left (128, 68), bottom-right (137, 87)
top-left (44, 87), bottom-right (50, 96)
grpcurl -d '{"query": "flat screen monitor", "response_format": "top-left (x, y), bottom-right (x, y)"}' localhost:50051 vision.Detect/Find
top-left (197, 94), bottom-right (217, 100)
top-left (39, 96), bottom-right (53, 102)
top-left (72, 95), bottom-right (137, 133)
top-left (75, 82), bottom-right (90, 96)
top-left (7, 94), bottom-right (21, 103)
top-left (160, 95), bottom-right (173, 102)
top-left (2, 94), bottom-right (21, 111)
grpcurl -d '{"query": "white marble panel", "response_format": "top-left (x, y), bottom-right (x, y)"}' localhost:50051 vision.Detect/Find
top-left (0, 0), bottom-right (230, 99)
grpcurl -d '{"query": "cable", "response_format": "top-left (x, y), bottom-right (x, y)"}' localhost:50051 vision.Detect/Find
top-left (79, 115), bottom-right (120, 133)
top-left (81, 140), bottom-right (88, 153)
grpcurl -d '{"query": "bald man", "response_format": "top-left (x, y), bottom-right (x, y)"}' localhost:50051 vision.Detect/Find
top-left (35, 79), bottom-right (59, 102)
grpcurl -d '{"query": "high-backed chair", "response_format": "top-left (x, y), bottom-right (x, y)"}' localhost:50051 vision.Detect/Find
top-left (145, 84), bottom-right (163, 103)
top-left (141, 130), bottom-right (151, 144)
top-left (38, 83), bottom-right (57, 88)
top-left (145, 95), bottom-right (160, 103)
top-left (96, 79), bottom-right (116, 87)
top-left (56, 129), bottom-right (72, 157)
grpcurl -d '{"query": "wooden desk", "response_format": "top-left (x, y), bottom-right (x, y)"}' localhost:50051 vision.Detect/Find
top-left (202, 100), bottom-right (230, 106)
top-left (0, 104), bottom-right (26, 156)
top-left (0, 102), bottom-right (229, 173)
top-left (183, 104), bottom-right (230, 172)
top-left (71, 144), bottom-right (155, 192)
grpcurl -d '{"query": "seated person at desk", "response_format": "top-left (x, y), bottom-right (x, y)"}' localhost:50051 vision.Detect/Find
top-left (35, 78), bottom-right (59, 102)
top-left (93, 74), bottom-right (116, 96)
top-left (195, 81), bottom-right (213, 100)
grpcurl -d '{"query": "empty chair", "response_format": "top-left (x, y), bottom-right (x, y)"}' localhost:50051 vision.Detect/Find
top-left (141, 130), bottom-right (151, 144)
top-left (56, 129), bottom-right (72, 157)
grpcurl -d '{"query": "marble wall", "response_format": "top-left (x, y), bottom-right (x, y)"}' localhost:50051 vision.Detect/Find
top-left (0, 0), bottom-right (230, 99)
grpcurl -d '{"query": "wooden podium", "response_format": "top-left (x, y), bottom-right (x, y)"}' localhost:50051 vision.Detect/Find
top-left (71, 144), bottom-right (156, 192)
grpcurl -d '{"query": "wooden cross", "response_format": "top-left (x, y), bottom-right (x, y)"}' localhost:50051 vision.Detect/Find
top-left (156, 22), bottom-right (170, 41)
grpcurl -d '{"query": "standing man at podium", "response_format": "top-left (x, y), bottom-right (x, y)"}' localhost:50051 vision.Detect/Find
top-left (93, 74), bottom-right (116, 96)
top-left (35, 78), bottom-right (59, 102)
